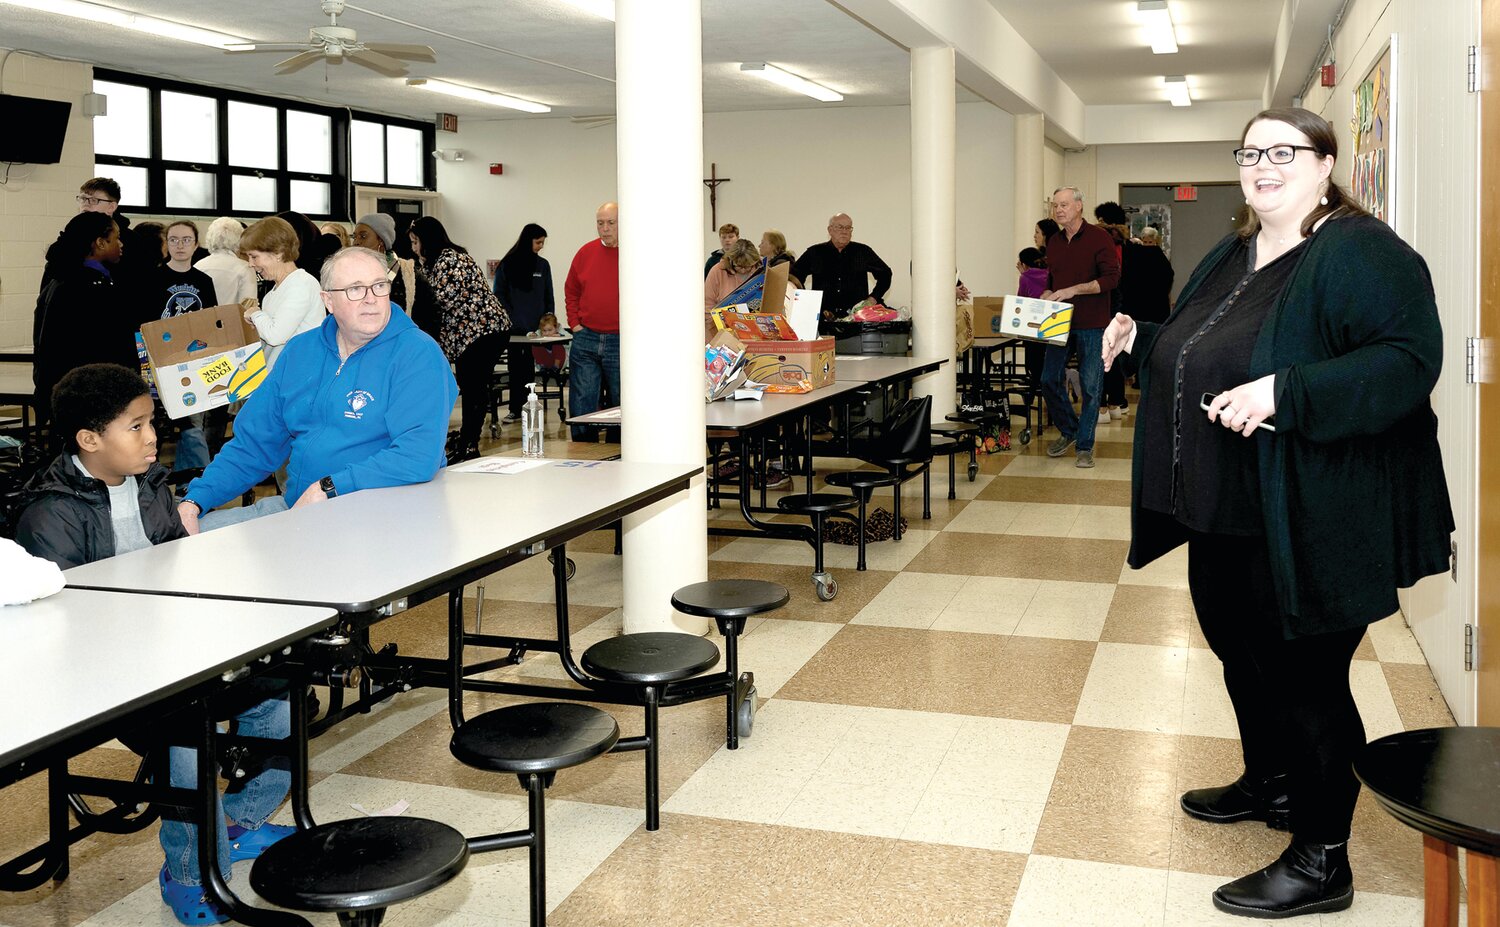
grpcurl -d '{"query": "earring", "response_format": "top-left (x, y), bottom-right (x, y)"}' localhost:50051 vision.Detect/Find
top-left (1319, 194), bottom-right (1329, 206)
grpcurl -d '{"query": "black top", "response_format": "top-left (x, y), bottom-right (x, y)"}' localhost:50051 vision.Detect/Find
top-left (791, 240), bottom-right (893, 315)
top-left (1138, 238), bottom-right (1299, 535)
top-left (1121, 241), bottom-right (1174, 324)
top-left (144, 265), bottom-right (219, 326)
top-left (704, 249), bottom-right (723, 279)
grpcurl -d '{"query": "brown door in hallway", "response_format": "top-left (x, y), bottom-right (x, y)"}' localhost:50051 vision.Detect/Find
top-left (1480, 0), bottom-right (1500, 723)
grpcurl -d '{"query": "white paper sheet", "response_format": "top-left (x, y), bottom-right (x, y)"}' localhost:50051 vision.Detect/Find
top-left (446, 457), bottom-right (554, 474)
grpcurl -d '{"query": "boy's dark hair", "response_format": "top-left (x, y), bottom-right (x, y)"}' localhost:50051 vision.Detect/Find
top-left (51, 364), bottom-right (150, 453)
top-left (80, 177), bottom-right (122, 202)
top-left (1018, 248), bottom-right (1047, 269)
top-left (1094, 201), bottom-right (1129, 226)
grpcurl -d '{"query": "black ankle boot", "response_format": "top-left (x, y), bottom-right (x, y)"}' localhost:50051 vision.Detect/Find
top-left (1212, 839), bottom-right (1353, 919)
top-left (1180, 773), bottom-right (1292, 830)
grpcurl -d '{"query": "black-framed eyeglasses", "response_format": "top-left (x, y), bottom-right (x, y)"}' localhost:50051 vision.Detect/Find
top-left (326, 279), bottom-right (392, 300)
top-left (1234, 145), bottom-right (1319, 166)
top-left (75, 194), bottom-right (116, 206)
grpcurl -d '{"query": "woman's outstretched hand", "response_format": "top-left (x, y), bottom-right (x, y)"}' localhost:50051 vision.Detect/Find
top-left (1101, 313), bottom-right (1135, 372)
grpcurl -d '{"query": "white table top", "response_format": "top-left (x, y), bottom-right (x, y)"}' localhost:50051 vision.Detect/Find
top-left (833, 355), bottom-right (947, 384)
top-left (0, 589), bottom-right (335, 773)
top-left (65, 460), bottom-right (696, 612)
top-left (511, 332), bottom-right (571, 345)
top-left (704, 379), bottom-right (866, 431)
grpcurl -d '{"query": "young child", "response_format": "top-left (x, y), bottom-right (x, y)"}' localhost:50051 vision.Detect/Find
top-left (531, 312), bottom-right (569, 372)
top-left (14, 363), bottom-right (292, 927)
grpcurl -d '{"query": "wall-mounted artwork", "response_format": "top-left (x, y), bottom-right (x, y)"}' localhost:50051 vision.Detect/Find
top-left (1350, 37), bottom-right (1396, 227)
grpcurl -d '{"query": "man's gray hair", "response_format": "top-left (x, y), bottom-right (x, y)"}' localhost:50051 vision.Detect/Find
top-left (1140, 227), bottom-right (1161, 244)
top-left (1052, 185), bottom-right (1084, 203)
top-left (320, 246), bottom-right (388, 290)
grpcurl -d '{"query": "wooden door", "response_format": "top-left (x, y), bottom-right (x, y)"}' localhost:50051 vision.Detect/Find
top-left (1480, 0), bottom-right (1500, 724)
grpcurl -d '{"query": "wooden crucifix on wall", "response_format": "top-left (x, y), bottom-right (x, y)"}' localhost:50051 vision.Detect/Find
top-left (703, 162), bottom-right (731, 231)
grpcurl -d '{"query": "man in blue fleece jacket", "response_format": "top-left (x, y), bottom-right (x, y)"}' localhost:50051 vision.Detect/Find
top-left (177, 247), bottom-right (458, 533)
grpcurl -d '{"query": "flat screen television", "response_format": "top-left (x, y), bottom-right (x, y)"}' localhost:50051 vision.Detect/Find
top-left (0, 95), bottom-right (72, 164)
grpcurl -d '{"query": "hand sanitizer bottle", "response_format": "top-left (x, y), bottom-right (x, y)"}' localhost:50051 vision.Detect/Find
top-left (522, 383), bottom-right (544, 459)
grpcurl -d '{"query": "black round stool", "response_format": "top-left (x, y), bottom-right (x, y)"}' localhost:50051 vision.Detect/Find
top-left (672, 579), bottom-right (789, 748)
top-left (450, 701), bottom-right (619, 927)
top-left (823, 471), bottom-right (899, 571)
top-left (249, 816), bottom-right (468, 927)
top-left (775, 492), bottom-right (858, 600)
top-left (926, 434), bottom-right (964, 507)
top-left (581, 632), bottom-right (719, 831)
top-left (931, 421), bottom-right (980, 483)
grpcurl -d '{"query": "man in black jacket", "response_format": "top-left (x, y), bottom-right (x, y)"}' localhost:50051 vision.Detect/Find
top-left (791, 213), bottom-right (893, 321)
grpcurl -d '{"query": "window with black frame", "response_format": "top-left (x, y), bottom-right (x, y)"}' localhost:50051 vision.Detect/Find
top-left (91, 69), bottom-right (434, 219)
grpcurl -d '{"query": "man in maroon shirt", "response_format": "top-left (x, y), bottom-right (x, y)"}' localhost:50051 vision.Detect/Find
top-left (1039, 186), bottom-right (1121, 468)
top-left (564, 202), bottom-right (620, 441)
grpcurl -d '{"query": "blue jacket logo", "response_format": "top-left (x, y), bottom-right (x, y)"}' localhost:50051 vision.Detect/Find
top-left (345, 389), bottom-right (375, 420)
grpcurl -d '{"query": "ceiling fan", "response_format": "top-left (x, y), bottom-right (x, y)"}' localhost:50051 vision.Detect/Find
top-left (225, 0), bottom-right (436, 77)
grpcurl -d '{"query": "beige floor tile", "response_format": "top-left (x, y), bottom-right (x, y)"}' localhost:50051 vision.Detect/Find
top-left (1073, 642), bottom-right (1189, 734)
top-left (1383, 662), bottom-right (1457, 730)
top-left (905, 532), bottom-right (1131, 584)
top-left (736, 616), bottom-right (844, 697)
top-left (1350, 659), bottom-right (1405, 741)
top-left (1035, 726), bottom-right (1179, 870)
top-left (977, 474), bottom-right (1134, 506)
top-left (1012, 579), bottom-right (1116, 641)
top-left (477, 550), bottom-right (625, 607)
top-left (1006, 855), bottom-right (1170, 926)
top-left (310, 687), bottom-right (451, 773)
top-left (1102, 584), bottom-right (1207, 649)
top-left (1119, 544), bottom-right (1189, 588)
top-left (897, 469), bottom-right (996, 502)
top-left (709, 528), bottom-right (938, 573)
top-left (1001, 454), bottom-right (1134, 481)
top-left (1366, 612), bottom-right (1429, 664)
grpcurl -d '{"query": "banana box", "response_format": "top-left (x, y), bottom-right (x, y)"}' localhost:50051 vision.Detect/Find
top-left (139, 305), bottom-right (268, 419)
top-left (972, 295), bottom-right (1073, 345)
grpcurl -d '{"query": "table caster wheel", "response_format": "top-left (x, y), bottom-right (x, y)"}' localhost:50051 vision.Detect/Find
top-left (1019, 427), bottom-right (1032, 446)
top-left (967, 461), bottom-right (979, 481)
top-left (813, 572), bottom-right (837, 601)
top-left (547, 552), bottom-right (577, 581)
top-left (736, 686), bottom-right (757, 738)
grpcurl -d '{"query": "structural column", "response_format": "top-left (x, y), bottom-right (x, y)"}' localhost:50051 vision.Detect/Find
top-left (616, 0), bottom-right (709, 635)
top-left (909, 45), bottom-right (957, 416)
top-left (1013, 112), bottom-right (1046, 250)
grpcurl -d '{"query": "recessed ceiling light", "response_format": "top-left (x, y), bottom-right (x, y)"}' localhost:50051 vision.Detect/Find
top-left (556, 0), bottom-right (614, 21)
top-left (739, 62), bottom-right (842, 103)
top-left (4, 0), bottom-right (247, 48)
top-left (1163, 75), bottom-right (1192, 107)
top-left (405, 78), bottom-right (551, 114)
top-left (1137, 0), bottom-right (1179, 55)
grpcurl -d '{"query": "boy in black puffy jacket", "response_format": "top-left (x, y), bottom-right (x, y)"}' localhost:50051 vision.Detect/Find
top-left (16, 362), bottom-right (186, 568)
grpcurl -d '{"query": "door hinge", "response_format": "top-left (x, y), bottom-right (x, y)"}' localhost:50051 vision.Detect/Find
top-left (1451, 540), bottom-right (1459, 581)
top-left (1469, 46), bottom-right (1479, 93)
top-left (1468, 337), bottom-right (1493, 384)
top-left (1465, 623), bottom-right (1475, 672)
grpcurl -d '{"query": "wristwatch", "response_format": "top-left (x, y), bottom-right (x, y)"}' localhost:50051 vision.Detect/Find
top-left (319, 475), bottom-right (337, 497)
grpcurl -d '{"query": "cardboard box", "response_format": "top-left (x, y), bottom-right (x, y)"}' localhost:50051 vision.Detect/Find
top-left (742, 337), bottom-right (836, 393)
top-left (970, 295), bottom-right (1072, 344)
top-left (138, 305), bottom-right (268, 419)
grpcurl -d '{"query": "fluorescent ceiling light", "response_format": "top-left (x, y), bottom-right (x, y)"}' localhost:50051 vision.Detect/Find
top-left (739, 62), bottom-right (843, 103)
top-left (405, 78), bottom-right (551, 114)
top-left (1163, 75), bottom-right (1191, 107)
top-left (1136, 0), bottom-right (1179, 55)
top-left (556, 0), bottom-right (614, 21)
top-left (4, 0), bottom-right (247, 48)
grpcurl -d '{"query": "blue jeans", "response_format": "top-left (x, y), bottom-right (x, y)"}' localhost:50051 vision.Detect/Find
top-left (175, 420), bottom-right (210, 474)
top-left (159, 695), bottom-right (290, 885)
top-left (1039, 327), bottom-right (1104, 452)
top-left (199, 494), bottom-right (289, 532)
top-left (568, 327), bottom-right (620, 441)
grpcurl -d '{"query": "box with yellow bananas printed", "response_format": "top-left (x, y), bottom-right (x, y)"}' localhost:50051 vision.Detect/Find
top-left (138, 305), bottom-right (268, 419)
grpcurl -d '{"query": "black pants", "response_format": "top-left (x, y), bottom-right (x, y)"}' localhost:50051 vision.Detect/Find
top-left (1186, 531), bottom-right (1367, 844)
top-left (504, 337), bottom-right (535, 416)
top-left (454, 331), bottom-right (507, 446)
top-left (1102, 365), bottom-right (1127, 408)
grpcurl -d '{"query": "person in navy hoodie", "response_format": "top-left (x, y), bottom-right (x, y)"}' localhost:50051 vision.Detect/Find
top-left (177, 246), bottom-right (458, 533)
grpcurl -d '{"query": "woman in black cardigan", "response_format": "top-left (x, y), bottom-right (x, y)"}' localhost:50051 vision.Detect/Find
top-left (1102, 107), bottom-right (1454, 919)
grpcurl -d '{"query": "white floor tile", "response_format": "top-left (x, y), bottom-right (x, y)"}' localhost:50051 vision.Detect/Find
top-left (901, 790), bottom-right (1046, 853)
top-left (942, 499), bottom-right (1026, 534)
top-left (1012, 579), bottom-right (1115, 641)
top-left (1073, 642), bottom-right (1188, 734)
top-left (708, 528), bottom-right (937, 572)
top-left (1350, 659), bottom-right (1405, 741)
top-left (736, 617), bottom-right (842, 697)
top-left (479, 551), bottom-right (624, 607)
top-left (1069, 504), bottom-right (1133, 540)
top-left (1007, 855), bottom-right (1169, 927)
top-left (934, 716), bottom-right (1071, 803)
top-left (1005, 502), bottom-right (1082, 537)
top-left (776, 780), bottom-right (924, 837)
top-left (1179, 647), bottom-right (1240, 740)
top-left (310, 688), bottom-right (450, 773)
top-left (1366, 613), bottom-right (1428, 664)
top-left (850, 571), bottom-right (963, 628)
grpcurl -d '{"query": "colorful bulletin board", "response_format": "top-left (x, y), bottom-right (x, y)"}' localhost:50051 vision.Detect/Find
top-left (1350, 37), bottom-right (1396, 226)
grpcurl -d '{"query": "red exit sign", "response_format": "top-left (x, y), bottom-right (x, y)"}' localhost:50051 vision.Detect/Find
top-left (1174, 184), bottom-right (1198, 202)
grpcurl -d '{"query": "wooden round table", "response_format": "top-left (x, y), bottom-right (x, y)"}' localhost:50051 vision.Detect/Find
top-left (1354, 727), bottom-right (1500, 927)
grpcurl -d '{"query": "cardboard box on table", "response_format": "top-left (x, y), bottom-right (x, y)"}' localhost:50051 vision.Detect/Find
top-left (138, 305), bottom-right (268, 419)
top-left (706, 261), bottom-right (835, 393)
top-left (970, 295), bottom-right (1073, 345)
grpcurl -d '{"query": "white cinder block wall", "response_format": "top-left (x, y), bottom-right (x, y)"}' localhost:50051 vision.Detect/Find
top-left (0, 52), bottom-right (95, 348)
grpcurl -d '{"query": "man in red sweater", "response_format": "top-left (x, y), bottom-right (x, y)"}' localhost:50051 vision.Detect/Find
top-left (1039, 186), bottom-right (1120, 468)
top-left (564, 202), bottom-right (620, 441)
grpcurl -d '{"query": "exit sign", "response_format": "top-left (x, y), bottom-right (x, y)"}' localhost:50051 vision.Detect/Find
top-left (1174, 184), bottom-right (1198, 202)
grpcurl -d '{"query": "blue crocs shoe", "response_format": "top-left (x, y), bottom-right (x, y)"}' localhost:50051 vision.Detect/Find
top-left (159, 864), bottom-right (229, 925)
top-left (226, 822), bottom-right (295, 864)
